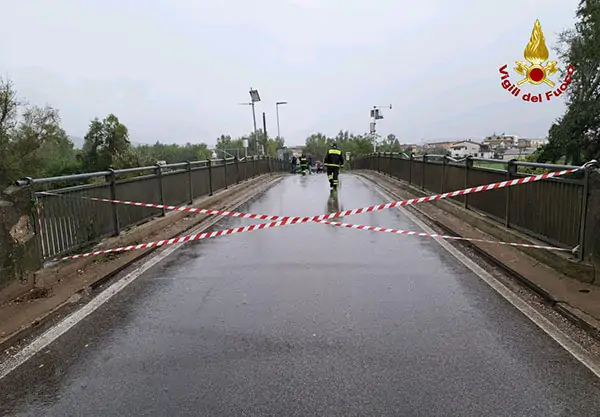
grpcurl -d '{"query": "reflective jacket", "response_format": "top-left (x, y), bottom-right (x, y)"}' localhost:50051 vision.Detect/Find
top-left (324, 148), bottom-right (344, 167)
top-left (299, 156), bottom-right (308, 166)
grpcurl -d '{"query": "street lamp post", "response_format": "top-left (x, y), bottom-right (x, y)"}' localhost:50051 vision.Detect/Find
top-left (275, 101), bottom-right (287, 139)
top-left (249, 88), bottom-right (261, 154)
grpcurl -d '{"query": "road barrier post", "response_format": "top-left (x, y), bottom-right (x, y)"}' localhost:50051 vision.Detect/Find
top-left (235, 157), bottom-right (240, 184)
top-left (409, 153), bottom-right (414, 185)
top-left (223, 159), bottom-right (228, 189)
top-left (155, 164), bottom-right (166, 217)
top-left (107, 168), bottom-right (120, 235)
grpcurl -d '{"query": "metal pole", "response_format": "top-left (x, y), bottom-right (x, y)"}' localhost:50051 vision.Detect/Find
top-left (262, 112), bottom-right (268, 156)
top-left (276, 104), bottom-right (281, 139)
top-left (251, 102), bottom-right (258, 155)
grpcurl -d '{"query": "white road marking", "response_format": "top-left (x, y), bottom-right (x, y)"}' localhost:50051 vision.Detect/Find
top-left (366, 178), bottom-right (600, 380)
top-left (0, 178), bottom-right (281, 380)
top-left (0, 242), bottom-right (183, 380)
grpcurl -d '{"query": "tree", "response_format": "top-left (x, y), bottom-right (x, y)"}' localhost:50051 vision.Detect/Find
top-left (81, 114), bottom-right (134, 171)
top-left (538, 0), bottom-right (600, 164)
top-left (304, 133), bottom-right (330, 159)
top-left (0, 77), bottom-right (79, 188)
top-left (377, 133), bottom-right (402, 153)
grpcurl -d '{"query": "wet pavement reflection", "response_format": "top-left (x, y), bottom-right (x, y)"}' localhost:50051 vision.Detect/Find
top-left (2, 173), bottom-right (600, 417)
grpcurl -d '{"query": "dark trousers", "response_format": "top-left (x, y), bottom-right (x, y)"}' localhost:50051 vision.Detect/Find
top-left (326, 166), bottom-right (339, 187)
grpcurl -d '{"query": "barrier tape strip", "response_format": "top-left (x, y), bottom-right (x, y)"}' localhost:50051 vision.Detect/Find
top-left (51, 219), bottom-right (301, 261)
top-left (43, 162), bottom-right (596, 262)
top-left (318, 221), bottom-right (571, 251)
top-left (51, 216), bottom-right (569, 262)
top-left (39, 163), bottom-right (586, 226)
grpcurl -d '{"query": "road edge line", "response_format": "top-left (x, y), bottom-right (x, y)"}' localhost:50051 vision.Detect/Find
top-left (0, 175), bottom-right (284, 381)
top-left (364, 176), bottom-right (600, 380)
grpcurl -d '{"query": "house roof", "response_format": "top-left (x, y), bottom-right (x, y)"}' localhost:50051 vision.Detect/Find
top-left (451, 140), bottom-right (480, 148)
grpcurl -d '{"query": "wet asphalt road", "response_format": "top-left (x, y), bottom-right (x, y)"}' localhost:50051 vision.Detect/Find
top-left (2, 173), bottom-right (600, 416)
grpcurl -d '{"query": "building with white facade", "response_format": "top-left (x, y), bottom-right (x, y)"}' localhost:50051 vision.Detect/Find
top-left (449, 140), bottom-right (494, 158)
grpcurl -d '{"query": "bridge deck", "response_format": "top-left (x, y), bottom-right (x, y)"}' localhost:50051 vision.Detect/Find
top-left (2, 173), bottom-right (600, 416)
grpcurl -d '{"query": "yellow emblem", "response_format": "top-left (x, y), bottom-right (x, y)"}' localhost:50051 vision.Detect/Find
top-left (514, 19), bottom-right (558, 87)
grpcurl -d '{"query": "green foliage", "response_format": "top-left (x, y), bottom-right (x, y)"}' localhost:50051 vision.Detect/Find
top-left (136, 141), bottom-right (211, 164)
top-left (539, 0), bottom-right (600, 164)
top-left (81, 114), bottom-right (135, 171)
top-left (0, 77), bottom-right (80, 187)
top-left (303, 131), bottom-right (402, 160)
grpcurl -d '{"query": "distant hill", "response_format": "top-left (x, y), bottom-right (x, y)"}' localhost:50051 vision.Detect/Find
top-left (68, 136), bottom-right (141, 149)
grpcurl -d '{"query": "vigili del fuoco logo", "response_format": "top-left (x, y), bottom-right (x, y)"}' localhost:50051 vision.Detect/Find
top-left (499, 19), bottom-right (575, 103)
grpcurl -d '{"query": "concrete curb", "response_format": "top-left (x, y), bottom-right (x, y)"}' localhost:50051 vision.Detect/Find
top-left (355, 171), bottom-right (600, 341)
top-left (0, 174), bottom-right (285, 350)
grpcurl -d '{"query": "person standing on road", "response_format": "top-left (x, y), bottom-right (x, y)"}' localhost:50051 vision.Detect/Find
top-left (323, 143), bottom-right (344, 189)
top-left (306, 153), bottom-right (313, 174)
top-left (291, 155), bottom-right (298, 173)
top-left (299, 152), bottom-right (309, 175)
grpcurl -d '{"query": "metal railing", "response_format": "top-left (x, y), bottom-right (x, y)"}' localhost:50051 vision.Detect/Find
top-left (354, 152), bottom-right (591, 258)
top-left (16, 156), bottom-right (289, 262)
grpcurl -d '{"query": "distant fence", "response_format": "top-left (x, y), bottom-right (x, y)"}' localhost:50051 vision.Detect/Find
top-left (17, 156), bottom-right (288, 262)
top-left (354, 153), bottom-right (591, 256)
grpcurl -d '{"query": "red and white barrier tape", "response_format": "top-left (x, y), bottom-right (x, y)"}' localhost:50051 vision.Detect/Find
top-left (318, 221), bottom-right (571, 251)
top-left (39, 163), bottom-right (585, 226)
top-left (44, 162), bottom-right (595, 262)
top-left (51, 218), bottom-right (301, 262)
top-left (51, 217), bottom-right (569, 262)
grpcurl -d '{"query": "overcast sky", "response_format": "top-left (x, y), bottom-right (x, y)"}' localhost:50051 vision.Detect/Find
top-left (0, 0), bottom-right (579, 146)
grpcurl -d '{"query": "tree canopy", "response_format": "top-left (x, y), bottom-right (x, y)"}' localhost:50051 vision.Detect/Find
top-left (538, 0), bottom-right (600, 164)
top-left (0, 78), bottom-right (290, 189)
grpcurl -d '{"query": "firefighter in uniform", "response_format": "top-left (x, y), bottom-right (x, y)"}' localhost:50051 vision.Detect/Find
top-left (299, 152), bottom-right (309, 175)
top-left (323, 143), bottom-right (344, 189)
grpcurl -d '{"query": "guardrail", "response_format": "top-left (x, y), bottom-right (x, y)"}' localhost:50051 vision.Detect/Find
top-left (16, 156), bottom-right (288, 262)
top-left (354, 152), bottom-right (590, 257)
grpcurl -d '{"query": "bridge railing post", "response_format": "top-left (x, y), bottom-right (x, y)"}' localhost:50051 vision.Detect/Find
top-left (389, 152), bottom-right (394, 177)
top-left (505, 159), bottom-right (517, 227)
top-left (235, 156), bottom-right (240, 184)
top-left (409, 153), bottom-right (414, 185)
top-left (464, 156), bottom-right (473, 209)
top-left (207, 160), bottom-right (213, 196)
top-left (28, 179), bottom-right (45, 268)
top-left (154, 164), bottom-right (166, 217)
top-left (421, 154), bottom-right (427, 191)
top-left (578, 165), bottom-right (592, 261)
top-left (186, 161), bottom-right (193, 204)
top-left (223, 158), bottom-right (228, 189)
top-left (106, 168), bottom-right (120, 236)
top-left (441, 155), bottom-right (447, 193)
